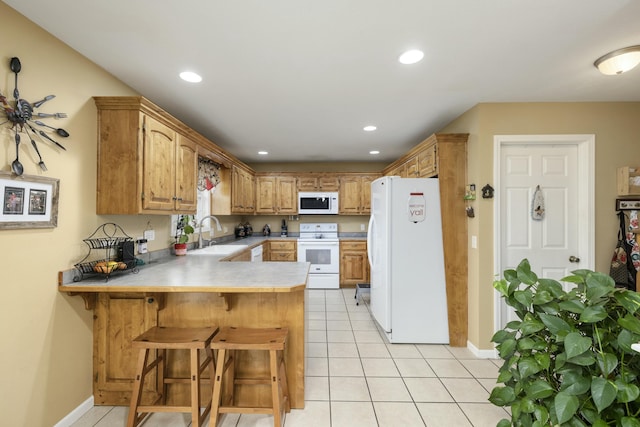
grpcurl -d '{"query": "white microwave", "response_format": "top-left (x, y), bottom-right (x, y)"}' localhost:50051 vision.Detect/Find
top-left (298, 192), bottom-right (339, 215)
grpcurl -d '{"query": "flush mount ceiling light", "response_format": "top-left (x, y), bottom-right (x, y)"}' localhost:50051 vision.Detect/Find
top-left (258, 151), bottom-right (268, 155)
top-left (179, 71), bottom-right (202, 83)
top-left (369, 150), bottom-right (380, 155)
top-left (398, 49), bottom-right (424, 65)
top-left (363, 125), bottom-right (377, 131)
top-left (594, 45), bottom-right (640, 75)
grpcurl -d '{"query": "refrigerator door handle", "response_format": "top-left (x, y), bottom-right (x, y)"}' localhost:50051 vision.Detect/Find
top-left (366, 215), bottom-right (374, 267)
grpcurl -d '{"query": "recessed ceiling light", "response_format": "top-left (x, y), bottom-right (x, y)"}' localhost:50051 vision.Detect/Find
top-left (398, 49), bottom-right (424, 65)
top-left (369, 150), bottom-right (380, 155)
top-left (363, 125), bottom-right (377, 131)
top-left (258, 151), bottom-right (268, 155)
top-left (179, 71), bottom-right (202, 83)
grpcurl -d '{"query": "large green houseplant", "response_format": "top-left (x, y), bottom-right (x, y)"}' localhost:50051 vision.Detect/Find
top-left (490, 259), bottom-right (640, 427)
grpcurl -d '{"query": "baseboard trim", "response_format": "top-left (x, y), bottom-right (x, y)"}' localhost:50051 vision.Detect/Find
top-left (53, 396), bottom-right (94, 427)
top-left (467, 340), bottom-right (498, 359)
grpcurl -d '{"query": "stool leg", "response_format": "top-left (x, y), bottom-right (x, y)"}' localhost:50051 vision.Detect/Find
top-left (210, 348), bottom-right (226, 427)
top-left (127, 348), bottom-right (149, 427)
top-left (269, 349), bottom-right (283, 427)
top-left (190, 348), bottom-right (201, 427)
top-left (278, 350), bottom-right (291, 413)
top-left (158, 349), bottom-right (166, 405)
top-left (199, 346), bottom-right (216, 425)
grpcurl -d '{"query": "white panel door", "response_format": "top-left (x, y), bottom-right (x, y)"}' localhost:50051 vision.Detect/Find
top-left (496, 135), bottom-right (594, 330)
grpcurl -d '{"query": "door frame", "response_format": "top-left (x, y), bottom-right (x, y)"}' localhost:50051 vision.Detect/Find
top-left (493, 134), bottom-right (595, 336)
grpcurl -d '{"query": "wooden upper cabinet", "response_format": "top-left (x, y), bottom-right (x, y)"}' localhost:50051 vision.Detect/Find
top-left (339, 174), bottom-right (379, 215)
top-left (298, 174), bottom-right (340, 192)
top-left (140, 116), bottom-right (177, 211)
top-left (405, 156), bottom-right (419, 178)
top-left (175, 135), bottom-right (198, 212)
top-left (95, 99), bottom-right (197, 215)
top-left (418, 141), bottom-right (437, 177)
top-left (256, 175), bottom-right (297, 214)
top-left (231, 165), bottom-right (255, 214)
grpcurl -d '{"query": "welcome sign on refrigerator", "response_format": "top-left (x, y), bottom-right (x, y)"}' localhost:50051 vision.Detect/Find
top-left (367, 176), bottom-right (449, 343)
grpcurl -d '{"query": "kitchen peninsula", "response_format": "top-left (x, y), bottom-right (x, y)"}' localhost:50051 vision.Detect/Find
top-left (58, 250), bottom-right (309, 409)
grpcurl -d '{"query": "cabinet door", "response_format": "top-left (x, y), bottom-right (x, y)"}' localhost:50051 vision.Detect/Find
top-left (94, 293), bottom-right (160, 405)
top-left (360, 175), bottom-right (377, 213)
top-left (418, 143), bottom-right (438, 177)
top-left (277, 177), bottom-right (298, 213)
top-left (256, 176), bottom-right (277, 213)
top-left (318, 176), bottom-right (340, 191)
top-left (340, 241), bottom-right (369, 285)
top-left (243, 170), bottom-right (255, 212)
top-left (339, 176), bottom-right (362, 214)
top-left (232, 166), bottom-right (254, 213)
top-left (175, 135), bottom-right (198, 213)
top-left (141, 116), bottom-right (177, 211)
top-left (298, 176), bottom-right (318, 192)
top-left (406, 157), bottom-right (419, 177)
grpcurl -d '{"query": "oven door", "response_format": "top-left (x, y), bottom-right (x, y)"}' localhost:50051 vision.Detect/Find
top-left (297, 240), bottom-right (339, 273)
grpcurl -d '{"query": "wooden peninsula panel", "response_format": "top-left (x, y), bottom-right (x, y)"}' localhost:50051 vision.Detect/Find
top-left (60, 255), bottom-right (309, 409)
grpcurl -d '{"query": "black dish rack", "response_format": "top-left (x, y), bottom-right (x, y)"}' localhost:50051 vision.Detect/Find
top-left (73, 222), bottom-right (139, 282)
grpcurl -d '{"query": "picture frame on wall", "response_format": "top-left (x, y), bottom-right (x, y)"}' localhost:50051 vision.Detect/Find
top-left (0, 171), bottom-right (59, 229)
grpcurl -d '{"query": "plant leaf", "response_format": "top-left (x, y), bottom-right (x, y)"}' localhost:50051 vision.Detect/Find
top-left (520, 317), bottom-right (545, 336)
top-left (567, 352), bottom-right (596, 366)
top-left (514, 289), bottom-right (533, 307)
top-left (494, 279), bottom-right (510, 297)
top-left (617, 329), bottom-right (640, 353)
top-left (532, 289), bottom-right (553, 305)
top-left (615, 379), bottom-right (640, 403)
top-left (489, 386), bottom-right (516, 406)
top-left (591, 377), bottom-right (616, 413)
top-left (618, 313), bottom-right (640, 334)
top-left (621, 417), bottom-right (640, 427)
top-left (560, 370), bottom-right (591, 395)
top-left (613, 290), bottom-right (640, 314)
top-left (526, 379), bottom-right (555, 399)
top-left (585, 272), bottom-right (615, 300)
top-left (496, 419), bottom-right (511, 427)
top-left (580, 305), bottom-right (608, 323)
top-left (565, 332), bottom-right (592, 359)
top-left (595, 353), bottom-right (618, 377)
top-left (558, 299), bottom-right (585, 314)
top-left (539, 313), bottom-right (571, 335)
top-left (518, 356), bottom-right (543, 379)
top-left (491, 329), bottom-right (515, 344)
top-left (517, 259), bottom-right (538, 285)
top-left (498, 338), bottom-right (517, 359)
top-left (554, 391), bottom-right (579, 424)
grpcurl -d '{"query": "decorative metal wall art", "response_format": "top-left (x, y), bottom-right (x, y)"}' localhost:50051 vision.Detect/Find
top-left (1, 57), bottom-right (69, 176)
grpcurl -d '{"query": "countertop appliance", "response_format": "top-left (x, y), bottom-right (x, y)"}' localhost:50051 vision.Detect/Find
top-left (297, 223), bottom-right (340, 289)
top-left (367, 176), bottom-right (449, 343)
top-left (298, 192), bottom-right (339, 215)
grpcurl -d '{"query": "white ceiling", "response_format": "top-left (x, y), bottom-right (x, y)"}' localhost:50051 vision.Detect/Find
top-left (4, 0), bottom-right (640, 163)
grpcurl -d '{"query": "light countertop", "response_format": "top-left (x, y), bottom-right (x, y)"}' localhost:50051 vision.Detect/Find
top-left (59, 244), bottom-right (310, 293)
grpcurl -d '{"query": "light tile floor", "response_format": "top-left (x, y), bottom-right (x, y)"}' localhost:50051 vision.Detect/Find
top-left (70, 289), bottom-right (509, 427)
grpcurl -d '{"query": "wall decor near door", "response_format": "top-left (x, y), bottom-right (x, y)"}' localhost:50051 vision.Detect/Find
top-left (1, 57), bottom-right (69, 175)
top-left (0, 171), bottom-right (59, 229)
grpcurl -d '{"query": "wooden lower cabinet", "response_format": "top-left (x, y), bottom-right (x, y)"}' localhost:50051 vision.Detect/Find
top-left (94, 293), bottom-right (161, 405)
top-left (268, 240), bottom-right (297, 261)
top-left (92, 290), bottom-right (305, 408)
top-left (340, 240), bottom-right (369, 286)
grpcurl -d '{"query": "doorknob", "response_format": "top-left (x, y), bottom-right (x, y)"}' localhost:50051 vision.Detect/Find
top-left (569, 256), bottom-right (580, 263)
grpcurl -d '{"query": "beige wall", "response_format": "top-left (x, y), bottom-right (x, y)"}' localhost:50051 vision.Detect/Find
top-left (441, 102), bottom-right (640, 350)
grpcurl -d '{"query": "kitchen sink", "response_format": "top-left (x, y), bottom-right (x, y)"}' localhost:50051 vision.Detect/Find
top-left (191, 244), bottom-right (248, 256)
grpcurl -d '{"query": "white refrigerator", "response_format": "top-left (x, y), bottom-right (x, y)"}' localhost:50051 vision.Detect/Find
top-left (367, 176), bottom-right (449, 343)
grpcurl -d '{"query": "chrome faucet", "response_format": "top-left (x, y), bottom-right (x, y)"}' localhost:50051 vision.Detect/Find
top-left (198, 215), bottom-right (222, 248)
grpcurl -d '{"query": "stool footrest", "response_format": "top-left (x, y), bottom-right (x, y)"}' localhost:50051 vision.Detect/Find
top-left (219, 406), bottom-right (276, 415)
top-left (235, 378), bottom-right (271, 385)
top-left (163, 377), bottom-right (211, 384)
top-left (136, 405), bottom-right (193, 413)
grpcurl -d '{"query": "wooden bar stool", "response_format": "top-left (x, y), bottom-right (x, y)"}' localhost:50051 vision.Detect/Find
top-left (127, 326), bottom-right (218, 427)
top-left (210, 327), bottom-right (290, 427)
